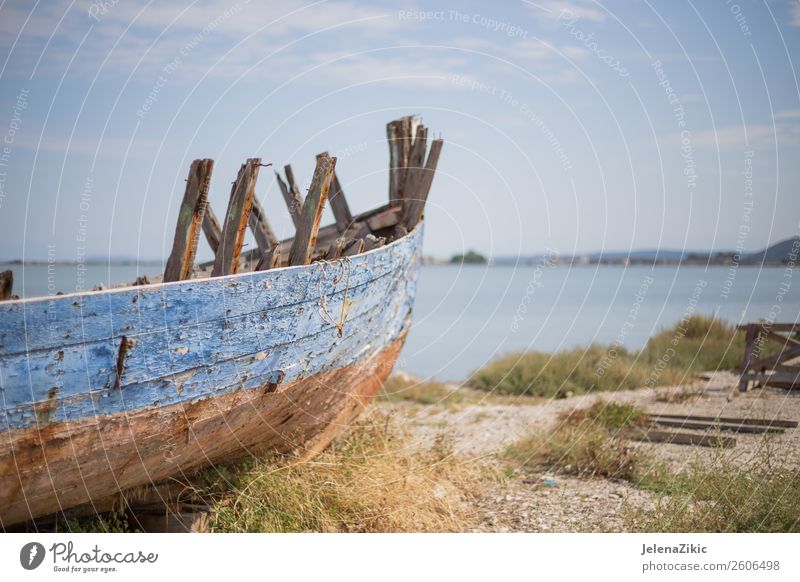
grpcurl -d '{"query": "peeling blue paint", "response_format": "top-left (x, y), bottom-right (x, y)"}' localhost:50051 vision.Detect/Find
top-left (0, 227), bottom-right (422, 430)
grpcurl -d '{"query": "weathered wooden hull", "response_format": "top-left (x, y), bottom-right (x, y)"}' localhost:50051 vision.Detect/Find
top-left (0, 226), bottom-right (422, 527)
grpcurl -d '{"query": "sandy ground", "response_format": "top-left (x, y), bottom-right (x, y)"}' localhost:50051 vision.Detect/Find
top-left (378, 372), bottom-right (800, 532)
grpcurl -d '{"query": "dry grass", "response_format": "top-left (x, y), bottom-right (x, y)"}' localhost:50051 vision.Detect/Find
top-left (629, 444), bottom-right (800, 532)
top-left (199, 411), bottom-right (495, 532)
top-left (376, 376), bottom-right (465, 406)
top-left (504, 401), bottom-right (647, 481)
top-left (654, 386), bottom-right (705, 403)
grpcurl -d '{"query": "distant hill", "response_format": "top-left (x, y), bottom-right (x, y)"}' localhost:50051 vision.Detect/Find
top-left (744, 237), bottom-right (800, 263)
top-left (487, 236), bottom-right (800, 266)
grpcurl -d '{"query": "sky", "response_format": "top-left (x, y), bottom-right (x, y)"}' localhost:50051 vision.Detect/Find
top-left (0, 0), bottom-right (798, 262)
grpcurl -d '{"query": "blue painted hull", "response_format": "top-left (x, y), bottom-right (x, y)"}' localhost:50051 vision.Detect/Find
top-left (0, 226), bottom-right (422, 526)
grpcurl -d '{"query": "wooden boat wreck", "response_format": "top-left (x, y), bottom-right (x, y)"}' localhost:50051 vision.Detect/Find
top-left (0, 116), bottom-right (442, 528)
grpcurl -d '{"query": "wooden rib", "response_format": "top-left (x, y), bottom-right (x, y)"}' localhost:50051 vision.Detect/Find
top-left (317, 151), bottom-right (353, 233)
top-left (0, 270), bottom-right (12, 301)
top-left (164, 159), bottom-right (214, 282)
top-left (402, 138), bottom-right (443, 229)
top-left (202, 204), bottom-right (222, 255)
top-left (248, 194), bottom-right (279, 252)
top-left (401, 125), bottom-right (428, 209)
top-left (254, 245), bottom-right (280, 271)
top-left (276, 170), bottom-right (303, 229)
top-left (287, 154), bottom-right (336, 266)
top-left (387, 116), bottom-right (418, 205)
top-left (211, 158), bottom-right (261, 277)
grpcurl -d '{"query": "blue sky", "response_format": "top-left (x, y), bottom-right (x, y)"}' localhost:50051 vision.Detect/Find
top-left (0, 0), bottom-right (798, 262)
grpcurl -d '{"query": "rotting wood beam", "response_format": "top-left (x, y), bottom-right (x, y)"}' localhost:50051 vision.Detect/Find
top-left (317, 151), bottom-right (353, 233)
top-left (202, 204), bottom-right (222, 255)
top-left (164, 159), bottom-right (214, 282)
top-left (287, 154), bottom-right (336, 266)
top-left (402, 138), bottom-right (443, 230)
top-left (276, 169), bottom-right (303, 229)
top-left (248, 194), bottom-right (279, 252)
top-left (649, 413), bottom-right (798, 429)
top-left (387, 116), bottom-right (418, 206)
top-left (211, 158), bottom-right (261, 277)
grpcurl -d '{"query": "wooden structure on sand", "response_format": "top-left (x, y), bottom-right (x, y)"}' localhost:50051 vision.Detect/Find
top-left (0, 116), bottom-right (442, 528)
top-left (737, 323), bottom-right (800, 391)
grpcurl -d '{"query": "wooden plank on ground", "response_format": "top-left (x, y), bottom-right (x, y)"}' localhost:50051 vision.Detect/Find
top-left (650, 413), bottom-right (798, 429)
top-left (650, 417), bottom-right (784, 434)
top-left (626, 429), bottom-right (736, 448)
top-left (287, 154), bottom-right (336, 266)
top-left (276, 169), bottom-right (303, 229)
top-left (403, 138), bottom-right (443, 229)
top-left (211, 158), bottom-right (261, 277)
top-left (164, 159), bottom-right (214, 282)
top-left (0, 270), bottom-right (12, 301)
top-left (317, 151), bottom-right (353, 232)
top-left (248, 194), bottom-right (279, 252)
top-left (202, 204), bottom-right (222, 255)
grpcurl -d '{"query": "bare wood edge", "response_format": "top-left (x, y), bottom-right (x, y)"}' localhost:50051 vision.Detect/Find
top-left (403, 138), bottom-right (443, 229)
top-left (164, 159), bottom-right (214, 283)
top-left (317, 151), bottom-right (353, 233)
top-left (211, 159), bottom-right (261, 277)
top-left (287, 155), bottom-right (336, 266)
top-left (249, 194), bottom-right (279, 251)
top-left (202, 204), bottom-right (222, 255)
top-left (276, 170), bottom-right (303, 229)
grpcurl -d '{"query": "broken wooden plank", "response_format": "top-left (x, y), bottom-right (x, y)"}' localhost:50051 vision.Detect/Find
top-left (402, 138), bottom-right (443, 229)
top-left (387, 116), bottom-right (418, 205)
top-left (317, 152), bottom-right (353, 233)
top-left (401, 125), bottom-right (428, 209)
top-left (626, 429), bottom-right (735, 448)
top-left (287, 154), bottom-right (336, 266)
top-left (211, 159), bottom-right (261, 277)
top-left (202, 203), bottom-right (222, 255)
top-left (362, 234), bottom-right (386, 252)
top-left (650, 417), bottom-right (784, 434)
top-left (254, 245), bottom-right (280, 271)
top-left (366, 206), bottom-right (401, 231)
top-left (276, 170), bottom-right (303, 229)
top-left (164, 159), bottom-right (214, 282)
top-left (0, 270), bottom-right (13, 301)
top-left (650, 413), bottom-right (798, 429)
top-left (248, 194), bottom-right (279, 252)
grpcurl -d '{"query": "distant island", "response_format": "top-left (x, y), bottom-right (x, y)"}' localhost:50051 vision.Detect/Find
top-left (423, 236), bottom-right (799, 267)
top-left (449, 250), bottom-right (488, 265)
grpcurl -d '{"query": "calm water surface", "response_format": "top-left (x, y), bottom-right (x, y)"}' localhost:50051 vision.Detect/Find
top-left (3, 262), bottom-right (797, 380)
